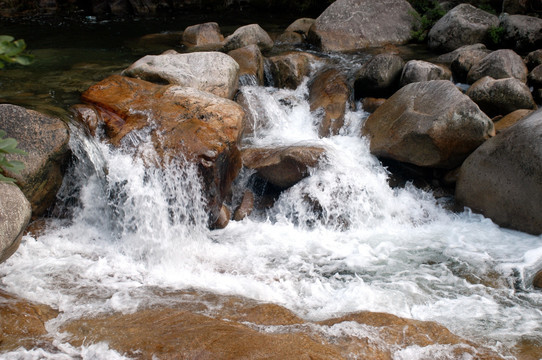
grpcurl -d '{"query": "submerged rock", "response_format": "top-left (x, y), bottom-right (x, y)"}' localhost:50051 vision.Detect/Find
top-left (222, 24), bottom-right (274, 53)
top-left (309, 68), bottom-right (351, 137)
top-left (76, 75), bottom-right (245, 225)
top-left (242, 146), bottom-right (326, 189)
top-left (428, 4), bottom-right (499, 53)
top-left (467, 49), bottom-right (528, 84)
top-left (122, 51), bottom-right (240, 99)
top-left (354, 53), bottom-right (405, 98)
top-left (466, 76), bottom-right (537, 117)
top-left (456, 108), bottom-right (542, 235)
top-left (0, 104), bottom-right (70, 216)
top-left (0, 183), bottom-right (31, 264)
top-left (308, 0), bottom-right (417, 52)
top-left (363, 80), bottom-right (494, 169)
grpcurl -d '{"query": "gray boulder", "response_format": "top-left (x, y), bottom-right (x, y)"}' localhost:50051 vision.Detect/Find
top-left (242, 146), bottom-right (326, 189)
top-left (0, 182), bottom-right (31, 263)
top-left (354, 53), bottom-right (405, 98)
top-left (308, 0), bottom-right (417, 52)
top-left (466, 76), bottom-right (537, 118)
top-left (123, 51), bottom-right (240, 99)
top-left (528, 64), bottom-right (542, 88)
top-left (450, 46), bottom-right (491, 83)
top-left (362, 80), bottom-right (494, 169)
top-left (466, 49), bottom-right (528, 84)
top-left (525, 49), bottom-right (542, 71)
top-left (456, 108), bottom-right (542, 235)
top-left (500, 14), bottom-right (542, 53)
top-left (0, 104), bottom-right (70, 216)
top-left (428, 4), bottom-right (499, 53)
top-left (399, 60), bottom-right (451, 87)
top-left (222, 24), bottom-right (274, 53)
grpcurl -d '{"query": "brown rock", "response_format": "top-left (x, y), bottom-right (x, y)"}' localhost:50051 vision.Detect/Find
top-left (0, 182), bottom-right (31, 263)
top-left (233, 190), bottom-right (255, 221)
top-left (268, 52), bottom-right (314, 89)
top-left (0, 290), bottom-right (58, 352)
top-left (78, 75), bottom-right (245, 224)
top-left (534, 270), bottom-right (542, 289)
top-left (400, 60), bottom-right (451, 87)
top-left (467, 49), bottom-right (528, 84)
top-left (211, 204), bottom-right (231, 229)
top-left (285, 18), bottom-right (315, 36)
top-left (309, 68), bottom-right (351, 137)
top-left (362, 98), bottom-right (387, 113)
top-left (274, 31), bottom-right (304, 46)
top-left (228, 44), bottom-right (264, 86)
top-left (451, 47), bottom-right (490, 83)
top-left (0, 104), bottom-right (70, 216)
top-left (494, 109), bottom-right (534, 133)
top-left (363, 80), bottom-right (494, 169)
top-left (242, 146), bottom-right (326, 189)
top-left (182, 22), bottom-right (224, 47)
top-left (222, 24), bottom-right (274, 53)
top-left (466, 76), bottom-right (537, 118)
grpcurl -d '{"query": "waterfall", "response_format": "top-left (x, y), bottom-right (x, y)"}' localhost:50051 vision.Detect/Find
top-left (1, 73), bottom-right (542, 359)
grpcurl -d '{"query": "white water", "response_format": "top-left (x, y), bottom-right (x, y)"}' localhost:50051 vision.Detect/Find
top-left (2, 79), bottom-right (542, 359)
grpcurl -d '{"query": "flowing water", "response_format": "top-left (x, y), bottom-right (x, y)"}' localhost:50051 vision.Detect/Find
top-left (1, 16), bottom-right (542, 360)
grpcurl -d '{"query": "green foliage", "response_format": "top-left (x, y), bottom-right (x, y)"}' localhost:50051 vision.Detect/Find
top-left (409, 0), bottom-right (446, 42)
top-left (487, 25), bottom-right (505, 46)
top-left (0, 130), bottom-right (26, 183)
top-left (0, 35), bottom-right (34, 69)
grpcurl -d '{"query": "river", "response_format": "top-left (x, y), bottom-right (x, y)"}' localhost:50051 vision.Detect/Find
top-left (1, 15), bottom-right (542, 359)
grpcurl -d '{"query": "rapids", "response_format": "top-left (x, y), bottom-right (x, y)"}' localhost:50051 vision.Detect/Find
top-left (0, 19), bottom-right (541, 360)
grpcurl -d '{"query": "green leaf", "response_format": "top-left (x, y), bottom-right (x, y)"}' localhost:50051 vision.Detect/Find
top-left (14, 54), bottom-right (34, 66)
top-left (0, 173), bottom-right (16, 182)
top-left (1, 159), bottom-right (25, 172)
top-left (0, 35), bottom-right (14, 43)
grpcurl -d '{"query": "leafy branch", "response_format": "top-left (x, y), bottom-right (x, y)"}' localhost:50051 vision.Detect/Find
top-left (0, 35), bottom-right (34, 68)
top-left (0, 130), bottom-right (26, 182)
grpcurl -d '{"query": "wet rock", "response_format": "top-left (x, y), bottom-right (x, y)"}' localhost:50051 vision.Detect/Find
top-left (182, 22), bottom-right (224, 48)
top-left (354, 53), bottom-right (405, 98)
top-left (77, 75), bottom-right (244, 225)
top-left (309, 68), bottom-right (351, 137)
top-left (467, 49), bottom-right (528, 84)
top-left (494, 109), bottom-right (534, 133)
top-left (466, 76), bottom-right (537, 118)
top-left (285, 18), bottom-right (315, 36)
top-left (399, 60), bottom-right (451, 87)
top-left (456, 108), bottom-right (542, 235)
top-left (0, 290), bottom-right (58, 352)
top-left (227, 44), bottom-right (264, 86)
top-left (428, 4), bottom-right (499, 53)
top-left (0, 104), bottom-right (70, 216)
top-left (242, 146), bottom-right (326, 189)
top-left (528, 64), bottom-right (542, 88)
top-left (434, 43), bottom-right (489, 66)
top-left (274, 31), bottom-right (304, 46)
top-left (525, 49), bottom-right (542, 71)
top-left (222, 24), bottom-right (273, 53)
top-left (233, 190), bottom-right (255, 221)
top-left (450, 46), bottom-right (491, 83)
top-left (534, 270), bottom-right (542, 289)
top-left (362, 98), bottom-right (387, 113)
top-left (267, 52), bottom-right (314, 89)
top-left (308, 0), bottom-right (418, 52)
top-left (212, 204), bottom-right (231, 229)
top-left (500, 14), bottom-right (542, 53)
top-left (122, 51), bottom-right (239, 99)
top-left (363, 80), bottom-right (494, 169)
top-left (0, 183), bottom-right (31, 264)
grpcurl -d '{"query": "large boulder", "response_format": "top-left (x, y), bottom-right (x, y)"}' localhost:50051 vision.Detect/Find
top-left (267, 52), bottom-right (315, 89)
top-left (466, 76), bottom-right (537, 118)
top-left (309, 68), bottom-right (351, 137)
top-left (181, 22), bottom-right (224, 50)
top-left (0, 183), bottom-right (31, 264)
top-left (354, 53), bottom-right (405, 98)
top-left (362, 80), bottom-right (494, 169)
top-left (500, 14), bottom-right (542, 53)
top-left (222, 24), bottom-right (274, 53)
top-left (122, 51), bottom-right (240, 99)
top-left (228, 45), bottom-right (265, 86)
top-left (525, 49), bottom-right (542, 71)
top-left (0, 104), bottom-right (70, 216)
top-left (466, 49), bottom-right (528, 84)
top-left (241, 146), bottom-right (326, 189)
top-left (428, 4), bottom-right (499, 53)
top-left (399, 60), bottom-right (451, 87)
top-left (456, 108), bottom-right (542, 235)
top-left (308, 0), bottom-right (418, 52)
top-left (450, 46), bottom-right (491, 83)
top-left (75, 75), bottom-right (245, 224)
